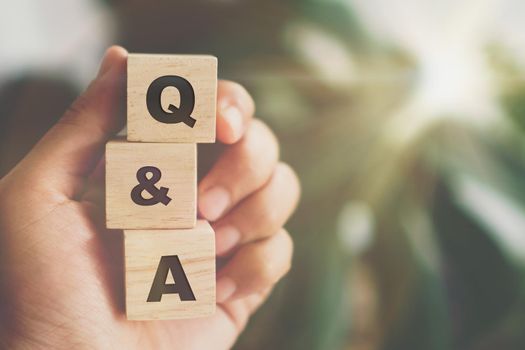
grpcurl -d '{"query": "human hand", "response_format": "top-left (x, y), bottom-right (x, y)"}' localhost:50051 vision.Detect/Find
top-left (0, 46), bottom-right (300, 349)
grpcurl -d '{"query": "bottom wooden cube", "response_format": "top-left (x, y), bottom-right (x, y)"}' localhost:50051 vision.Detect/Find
top-left (124, 221), bottom-right (215, 320)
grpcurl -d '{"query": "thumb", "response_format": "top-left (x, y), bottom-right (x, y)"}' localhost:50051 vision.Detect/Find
top-left (14, 46), bottom-right (127, 199)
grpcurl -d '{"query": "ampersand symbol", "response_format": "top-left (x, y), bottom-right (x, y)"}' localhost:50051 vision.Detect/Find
top-left (146, 75), bottom-right (197, 127)
top-left (131, 166), bottom-right (172, 206)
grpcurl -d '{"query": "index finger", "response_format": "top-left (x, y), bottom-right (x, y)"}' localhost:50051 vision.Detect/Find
top-left (216, 80), bottom-right (255, 144)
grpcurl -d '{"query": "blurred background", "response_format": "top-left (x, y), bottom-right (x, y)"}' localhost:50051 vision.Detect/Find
top-left (2, 1), bottom-right (525, 349)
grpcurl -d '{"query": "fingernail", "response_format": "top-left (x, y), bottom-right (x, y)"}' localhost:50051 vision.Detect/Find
top-left (97, 49), bottom-right (113, 78)
top-left (216, 277), bottom-right (236, 303)
top-left (199, 187), bottom-right (230, 221)
top-left (216, 226), bottom-right (241, 255)
top-left (221, 105), bottom-right (243, 141)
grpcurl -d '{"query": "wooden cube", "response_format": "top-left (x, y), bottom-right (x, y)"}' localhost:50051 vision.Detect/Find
top-left (127, 54), bottom-right (217, 143)
top-left (124, 221), bottom-right (216, 320)
top-left (106, 138), bottom-right (196, 229)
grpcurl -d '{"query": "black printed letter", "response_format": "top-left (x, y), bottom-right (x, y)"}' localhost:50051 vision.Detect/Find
top-left (147, 255), bottom-right (196, 302)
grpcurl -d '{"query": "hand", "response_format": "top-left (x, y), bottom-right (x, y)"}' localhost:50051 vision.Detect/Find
top-left (0, 46), bottom-right (300, 349)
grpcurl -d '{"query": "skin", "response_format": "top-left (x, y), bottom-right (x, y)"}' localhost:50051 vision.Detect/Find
top-left (0, 46), bottom-right (300, 349)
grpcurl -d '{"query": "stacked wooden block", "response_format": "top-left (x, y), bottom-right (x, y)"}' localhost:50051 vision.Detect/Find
top-left (106, 54), bottom-right (218, 320)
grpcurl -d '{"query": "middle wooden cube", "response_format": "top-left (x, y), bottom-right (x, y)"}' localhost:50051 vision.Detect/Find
top-left (106, 138), bottom-right (196, 229)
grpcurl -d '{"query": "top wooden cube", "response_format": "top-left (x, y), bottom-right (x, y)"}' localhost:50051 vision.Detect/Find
top-left (127, 54), bottom-right (217, 143)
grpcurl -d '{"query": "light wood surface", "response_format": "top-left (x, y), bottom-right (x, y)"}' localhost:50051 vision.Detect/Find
top-left (127, 54), bottom-right (217, 143)
top-left (124, 221), bottom-right (216, 320)
top-left (105, 138), bottom-right (196, 229)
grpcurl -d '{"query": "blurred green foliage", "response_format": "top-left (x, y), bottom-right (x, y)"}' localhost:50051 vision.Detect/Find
top-left (210, 2), bottom-right (525, 349)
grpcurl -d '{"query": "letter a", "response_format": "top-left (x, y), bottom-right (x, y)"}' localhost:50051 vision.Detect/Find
top-left (147, 255), bottom-right (196, 302)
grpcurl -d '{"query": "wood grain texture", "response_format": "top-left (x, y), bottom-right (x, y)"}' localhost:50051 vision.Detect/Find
top-left (124, 221), bottom-right (216, 320)
top-left (105, 138), bottom-right (196, 229)
top-left (127, 53), bottom-right (217, 143)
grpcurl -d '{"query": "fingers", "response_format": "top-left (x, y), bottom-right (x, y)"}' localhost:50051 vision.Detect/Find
top-left (215, 288), bottom-right (273, 333)
top-left (216, 80), bottom-right (255, 144)
top-left (15, 46), bottom-right (127, 198)
top-left (216, 229), bottom-right (293, 303)
top-left (214, 162), bottom-right (300, 256)
top-left (198, 120), bottom-right (279, 221)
